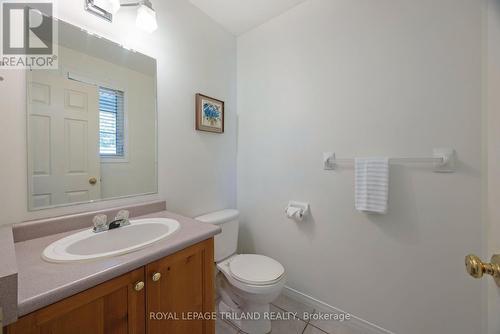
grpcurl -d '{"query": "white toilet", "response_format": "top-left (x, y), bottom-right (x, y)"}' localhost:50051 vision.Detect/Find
top-left (196, 209), bottom-right (286, 334)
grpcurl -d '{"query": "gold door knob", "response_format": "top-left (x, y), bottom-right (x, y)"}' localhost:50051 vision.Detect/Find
top-left (89, 177), bottom-right (97, 185)
top-left (152, 272), bottom-right (161, 282)
top-left (465, 254), bottom-right (500, 286)
top-left (134, 281), bottom-right (145, 291)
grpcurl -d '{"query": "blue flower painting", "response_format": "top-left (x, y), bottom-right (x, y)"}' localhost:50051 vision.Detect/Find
top-left (196, 94), bottom-right (224, 133)
top-left (203, 103), bottom-right (221, 124)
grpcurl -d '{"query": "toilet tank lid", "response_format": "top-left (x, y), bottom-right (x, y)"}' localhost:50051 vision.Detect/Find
top-left (195, 209), bottom-right (240, 225)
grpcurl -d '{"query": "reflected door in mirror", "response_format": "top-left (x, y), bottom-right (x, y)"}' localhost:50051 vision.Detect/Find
top-left (28, 71), bottom-right (101, 208)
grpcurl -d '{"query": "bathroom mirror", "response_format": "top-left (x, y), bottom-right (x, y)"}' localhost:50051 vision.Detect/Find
top-left (26, 20), bottom-right (157, 210)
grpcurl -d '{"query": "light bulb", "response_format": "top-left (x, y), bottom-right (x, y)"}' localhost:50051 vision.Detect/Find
top-left (108, 0), bottom-right (121, 14)
top-left (136, 4), bottom-right (158, 33)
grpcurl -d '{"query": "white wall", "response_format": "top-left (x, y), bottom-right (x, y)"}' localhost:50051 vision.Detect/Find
top-left (237, 1), bottom-right (483, 333)
top-left (0, 0), bottom-right (237, 223)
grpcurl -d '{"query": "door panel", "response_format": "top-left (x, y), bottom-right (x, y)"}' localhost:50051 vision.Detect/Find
top-left (146, 238), bottom-right (215, 334)
top-left (27, 71), bottom-right (100, 209)
top-left (65, 118), bottom-right (88, 173)
top-left (6, 268), bottom-right (145, 334)
top-left (30, 81), bottom-right (51, 104)
top-left (30, 114), bottom-right (51, 175)
top-left (39, 299), bottom-right (104, 334)
top-left (65, 190), bottom-right (89, 203)
top-left (65, 89), bottom-right (88, 110)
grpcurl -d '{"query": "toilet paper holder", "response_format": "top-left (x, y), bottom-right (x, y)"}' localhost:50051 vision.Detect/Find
top-left (285, 201), bottom-right (310, 221)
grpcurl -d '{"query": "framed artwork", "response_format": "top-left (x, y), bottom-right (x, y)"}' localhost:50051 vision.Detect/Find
top-left (196, 93), bottom-right (224, 133)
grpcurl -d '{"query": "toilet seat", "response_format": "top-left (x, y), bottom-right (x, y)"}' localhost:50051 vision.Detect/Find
top-left (229, 254), bottom-right (285, 286)
top-left (217, 254), bottom-right (286, 293)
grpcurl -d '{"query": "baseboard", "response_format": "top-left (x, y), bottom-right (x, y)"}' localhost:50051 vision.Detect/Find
top-left (282, 286), bottom-right (396, 334)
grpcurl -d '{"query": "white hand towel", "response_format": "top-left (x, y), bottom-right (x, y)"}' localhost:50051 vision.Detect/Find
top-left (355, 157), bottom-right (389, 214)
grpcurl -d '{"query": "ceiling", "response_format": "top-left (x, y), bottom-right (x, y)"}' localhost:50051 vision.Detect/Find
top-left (188, 0), bottom-right (307, 36)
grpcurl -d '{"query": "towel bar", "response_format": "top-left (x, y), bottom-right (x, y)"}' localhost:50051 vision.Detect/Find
top-left (324, 148), bottom-right (455, 173)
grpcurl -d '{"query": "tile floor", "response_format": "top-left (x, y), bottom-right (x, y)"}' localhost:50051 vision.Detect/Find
top-left (215, 294), bottom-right (367, 334)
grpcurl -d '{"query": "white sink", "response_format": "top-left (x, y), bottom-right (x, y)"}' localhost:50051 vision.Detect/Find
top-left (42, 218), bottom-right (180, 263)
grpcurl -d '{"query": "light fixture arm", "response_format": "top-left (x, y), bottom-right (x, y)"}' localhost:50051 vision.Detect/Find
top-left (120, 2), bottom-right (141, 7)
top-left (120, 0), bottom-right (153, 9)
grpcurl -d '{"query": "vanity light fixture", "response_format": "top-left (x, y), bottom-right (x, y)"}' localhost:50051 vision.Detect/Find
top-left (85, 0), bottom-right (158, 33)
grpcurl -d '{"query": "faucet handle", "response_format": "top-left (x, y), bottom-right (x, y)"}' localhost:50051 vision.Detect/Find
top-left (92, 214), bottom-right (107, 229)
top-left (115, 210), bottom-right (130, 221)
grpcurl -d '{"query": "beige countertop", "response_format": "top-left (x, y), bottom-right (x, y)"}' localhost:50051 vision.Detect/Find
top-left (2, 204), bottom-right (220, 322)
top-left (0, 225), bottom-right (17, 325)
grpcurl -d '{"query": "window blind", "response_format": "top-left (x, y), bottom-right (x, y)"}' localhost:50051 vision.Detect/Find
top-left (99, 87), bottom-right (124, 157)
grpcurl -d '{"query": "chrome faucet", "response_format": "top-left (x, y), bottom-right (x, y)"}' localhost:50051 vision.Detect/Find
top-left (92, 210), bottom-right (131, 233)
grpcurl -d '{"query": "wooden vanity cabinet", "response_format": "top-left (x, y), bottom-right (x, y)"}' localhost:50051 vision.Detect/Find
top-left (146, 238), bottom-right (215, 334)
top-left (6, 268), bottom-right (146, 334)
top-left (6, 238), bottom-right (215, 334)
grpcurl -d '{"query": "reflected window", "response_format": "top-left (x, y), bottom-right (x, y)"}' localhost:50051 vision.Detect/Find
top-left (99, 87), bottom-right (124, 157)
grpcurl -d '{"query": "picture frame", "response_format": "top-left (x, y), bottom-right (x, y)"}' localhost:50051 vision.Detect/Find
top-left (196, 93), bottom-right (224, 133)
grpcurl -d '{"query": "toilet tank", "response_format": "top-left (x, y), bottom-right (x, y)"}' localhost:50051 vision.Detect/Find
top-left (195, 209), bottom-right (239, 262)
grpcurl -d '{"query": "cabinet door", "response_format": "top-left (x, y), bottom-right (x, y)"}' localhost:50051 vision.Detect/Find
top-left (7, 268), bottom-right (145, 334)
top-left (146, 238), bottom-right (215, 334)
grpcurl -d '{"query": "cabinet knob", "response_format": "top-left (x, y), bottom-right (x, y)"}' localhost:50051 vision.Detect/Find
top-left (134, 281), bottom-right (145, 291)
top-left (152, 272), bottom-right (162, 282)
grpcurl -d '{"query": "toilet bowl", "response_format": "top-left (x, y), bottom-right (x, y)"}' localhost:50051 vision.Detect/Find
top-left (196, 210), bottom-right (286, 334)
